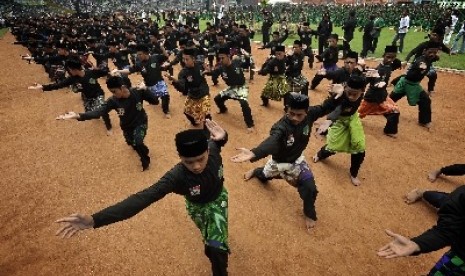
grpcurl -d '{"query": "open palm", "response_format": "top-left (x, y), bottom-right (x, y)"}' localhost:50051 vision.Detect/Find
top-left (377, 229), bottom-right (420, 258)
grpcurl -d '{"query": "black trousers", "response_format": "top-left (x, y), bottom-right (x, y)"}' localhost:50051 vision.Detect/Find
top-left (423, 191), bottom-right (449, 209)
top-left (361, 35), bottom-right (373, 58)
top-left (262, 31), bottom-right (270, 45)
top-left (251, 167), bottom-right (319, 221)
top-left (205, 245), bottom-right (228, 276)
top-left (389, 91), bottom-right (431, 125)
top-left (318, 35), bottom-right (328, 55)
top-left (440, 164), bottom-right (465, 176)
top-left (303, 47), bottom-right (314, 68)
top-left (427, 69), bottom-right (437, 92)
top-left (317, 146), bottom-right (366, 178)
top-left (214, 94), bottom-right (254, 128)
top-left (310, 74), bottom-right (324, 90)
top-left (384, 112), bottom-right (399, 135)
top-left (342, 38), bottom-right (352, 58)
top-left (160, 94), bottom-right (170, 114)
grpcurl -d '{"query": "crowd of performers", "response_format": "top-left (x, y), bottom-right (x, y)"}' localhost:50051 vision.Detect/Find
top-left (4, 8), bottom-right (464, 276)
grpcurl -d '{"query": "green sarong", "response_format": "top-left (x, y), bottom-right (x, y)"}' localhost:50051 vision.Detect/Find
top-left (186, 187), bottom-right (229, 251)
top-left (326, 113), bottom-right (365, 154)
top-left (392, 76), bottom-right (424, 106)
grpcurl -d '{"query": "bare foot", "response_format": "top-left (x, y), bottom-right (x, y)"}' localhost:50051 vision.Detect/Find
top-left (244, 169), bottom-right (255, 181)
top-left (312, 154), bottom-right (320, 163)
top-left (106, 129), bottom-right (113, 136)
top-left (428, 169), bottom-right (441, 182)
top-left (384, 133), bottom-right (397, 139)
top-left (350, 176), bottom-right (361, 186)
top-left (405, 188), bottom-right (425, 204)
top-left (305, 217), bottom-right (316, 233)
top-left (246, 127), bottom-right (254, 134)
top-left (164, 113), bottom-right (171, 119)
top-left (419, 122), bottom-right (431, 130)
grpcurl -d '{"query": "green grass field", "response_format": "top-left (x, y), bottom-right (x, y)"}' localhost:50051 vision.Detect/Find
top-left (0, 28), bottom-right (7, 38)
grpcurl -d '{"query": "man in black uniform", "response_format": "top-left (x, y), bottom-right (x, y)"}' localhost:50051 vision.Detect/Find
top-left (113, 45), bottom-right (171, 118)
top-left (261, 12), bottom-right (273, 46)
top-left (56, 119), bottom-right (230, 276)
top-left (389, 41), bottom-right (440, 129)
top-left (28, 59), bottom-right (113, 134)
top-left (285, 40), bottom-right (309, 97)
top-left (342, 10), bottom-right (356, 59)
top-left (207, 47), bottom-right (255, 133)
top-left (378, 185), bottom-right (465, 275)
top-left (230, 91), bottom-right (343, 232)
top-left (166, 48), bottom-right (211, 127)
top-left (55, 76), bottom-right (159, 171)
top-left (297, 22), bottom-right (318, 69)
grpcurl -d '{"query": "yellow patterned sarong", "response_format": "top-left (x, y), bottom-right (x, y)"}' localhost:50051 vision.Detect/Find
top-left (184, 95), bottom-right (212, 125)
top-left (261, 75), bottom-right (289, 101)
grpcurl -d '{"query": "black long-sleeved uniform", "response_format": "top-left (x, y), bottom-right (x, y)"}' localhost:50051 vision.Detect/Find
top-left (107, 49), bottom-right (131, 69)
top-left (42, 68), bottom-right (108, 99)
top-left (209, 59), bottom-right (246, 86)
top-left (172, 63), bottom-right (210, 99)
top-left (405, 55), bottom-right (433, 83)
top-left (286, 52), bottom-right (305, 78)
top-left (411, 185), bottom-right (465, 260)
top-left (78, 88), bottom-right (158, 130)
top-left (298, 28), bottom-right (318, 47)
top-left (129, 54), bottom-right (167, 86)
top-left (405, 41), bottom-right (450, 62)
top-left (91, 136), bottom-right (228, 228)
top-left (250, 97), bottom-right (339, 163)
top-left (259, 57), bottom-right (286, 76)
top-left (364, 60), bottom-right (402, 104)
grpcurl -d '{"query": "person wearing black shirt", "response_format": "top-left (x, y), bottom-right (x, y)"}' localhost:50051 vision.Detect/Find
top-left (389, 41), bottom-right (440, 129)
top-left (378, 185), bottom-right (465, 276)
top-left (342, 10), bottom-right (357, 59)
top-left (28, 59), bottom-right (112, 134)
top-left (258, 29), bottom-right (289, 56)
top-left (313, 75), bottom-right (367, 186)
top-left (403, 32), bottom-right (450, 95)
top-left (207, 47), bottom-right (255, 133)
top-left (55, 76), bottom-right (159, 171)
top-left (166, 48), bottom-right (211, 127)
top-left (257, 45), bottom-right (289, 107)
top-left (360, 15), bottom-right (375, 59)
top-left (358, 46), bottom-right (402, 137)
top-left (261, 12), bottom-right (273, 46)
top-left (231, 91), bottom-right (343, 232)
top-left (284, 40), bottom-right (309, 103)
top-left (297, 22), bottom-right (318, 69)
top-left (107, 42), bottom-right (131, 70)
top-left (56, 120), bottom-right (230, 276)
top-left (317, 13), bottom-right (333, 56)
top-left (114, 45), bottom-right (170, 118)
top-left (208, 32), bottom-right (230, 85)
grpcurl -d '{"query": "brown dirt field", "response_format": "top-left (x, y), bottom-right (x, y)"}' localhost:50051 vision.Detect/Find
top-left (1, 31), bottom-right (465, 276)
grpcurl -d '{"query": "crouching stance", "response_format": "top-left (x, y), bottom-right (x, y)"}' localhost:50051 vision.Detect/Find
top-left (231, 92), bottom-right (342, 232)
top-left (56, 120), bottom-right (230, 276)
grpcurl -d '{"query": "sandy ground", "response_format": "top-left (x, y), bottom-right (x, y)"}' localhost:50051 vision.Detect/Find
top-left (1, 31), bottom-right (465, 275)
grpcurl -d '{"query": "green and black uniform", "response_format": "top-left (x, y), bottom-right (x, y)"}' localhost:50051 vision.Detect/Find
top-left (91, 135), bottom-right (229, 276)
top-left (78, 88), bottom-right (158, 168)
top-left (43, 68), bottom-right (112, 131)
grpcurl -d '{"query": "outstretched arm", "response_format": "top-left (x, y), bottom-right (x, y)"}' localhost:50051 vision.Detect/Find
top-left (55, 214), bottom-right (94, 238)
top-left (377, 229), bottom-right (421, 258)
